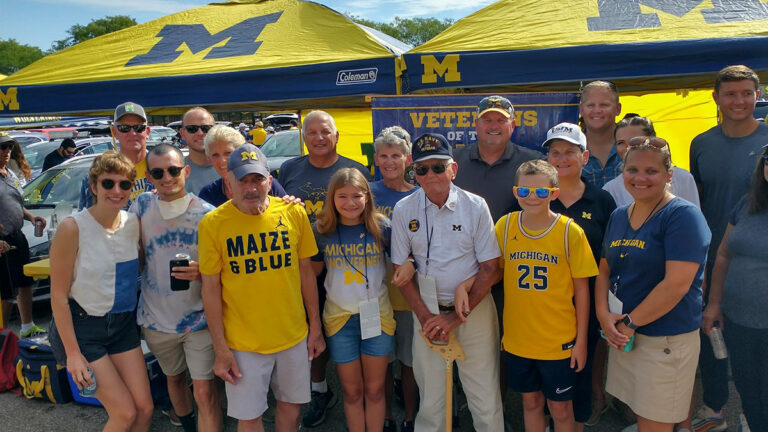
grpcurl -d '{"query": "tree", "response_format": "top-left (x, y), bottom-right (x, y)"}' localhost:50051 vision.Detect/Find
top-left (0, 39), bottom-right (44, 75)
top-left (347, 15), bottom-right (454, 46)
top-left (51, 15), bottom-right (137, 52)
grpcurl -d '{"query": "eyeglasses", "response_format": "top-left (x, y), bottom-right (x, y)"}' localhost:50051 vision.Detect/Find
top-left (514, 186), bottom-right (558, 199)
top-left (149, 166), bottom-right (184, 180)
top-left (115, 124), bottom-right (147, 133)
top-left (0, 142), bottom-right (14, 151)
top-left (101, 179), bottom-right (133, 191)
top-left (183, 125), bottom-right (213, 134)
top-left (413, 163), bottom-right (448, 176)
top-left (628, 136), bottom-right (668, 149)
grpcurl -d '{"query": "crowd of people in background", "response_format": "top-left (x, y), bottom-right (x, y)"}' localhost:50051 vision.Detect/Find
top-left (0, 63), bottom-right (766, 432)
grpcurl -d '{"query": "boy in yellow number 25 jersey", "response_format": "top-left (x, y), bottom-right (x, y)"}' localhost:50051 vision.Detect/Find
top-left (495, 160), bottom-right (597, 431)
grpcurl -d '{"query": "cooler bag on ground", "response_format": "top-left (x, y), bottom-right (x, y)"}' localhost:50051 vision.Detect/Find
top-left (15, 334), bottom-right (72, 403)
top-left (0, 329), bottom-right (19, 391)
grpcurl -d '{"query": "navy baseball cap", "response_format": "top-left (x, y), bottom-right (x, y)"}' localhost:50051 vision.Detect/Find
top-left (412, 133), bottom-right (453, 163)
top-left (227, 143), bottom-right (270, 180)
top-left (477, 95), bottom-right (514, 118)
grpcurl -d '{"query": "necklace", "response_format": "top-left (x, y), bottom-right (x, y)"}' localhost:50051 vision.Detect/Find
top-left (619, 195), bottom-right (665, 259)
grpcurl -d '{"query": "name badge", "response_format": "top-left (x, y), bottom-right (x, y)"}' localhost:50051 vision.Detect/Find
top-left (359, 299), bottom-right (381, 340)
top-left (608, 290), bottom-right (623, 315)
top-left (417, 273), bottom-right (439, 315)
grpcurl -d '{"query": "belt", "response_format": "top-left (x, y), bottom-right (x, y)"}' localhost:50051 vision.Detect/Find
top-left (437, 302), bottom-right (455, 313)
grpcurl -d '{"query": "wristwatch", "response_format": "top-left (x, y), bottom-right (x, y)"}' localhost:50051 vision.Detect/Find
top-left (622, 314), bottom-right (638, 330)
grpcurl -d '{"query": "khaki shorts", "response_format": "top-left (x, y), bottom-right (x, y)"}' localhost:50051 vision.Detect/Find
top-left (389, 310), bottom-right (414, 367)
top-left (606, 330), bottom-right (699, 423)
top-left (226, 338), bottom-right (311, 420)
top-left (142, 327), bottom-right (215, 380)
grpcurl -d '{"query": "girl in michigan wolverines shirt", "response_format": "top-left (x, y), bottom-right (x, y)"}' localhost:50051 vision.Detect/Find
top-left (312, 168), bottom-right (394, 432)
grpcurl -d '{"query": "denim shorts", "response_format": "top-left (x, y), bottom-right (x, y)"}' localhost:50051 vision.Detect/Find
top-left (49, 299), bottom-right (141, 364)
top-left (327, 314), bottom-right (393, 364)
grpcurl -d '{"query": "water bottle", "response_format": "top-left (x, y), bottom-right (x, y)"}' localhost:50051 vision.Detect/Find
top-left (79, 368), bottom-right (97, 397)
top-left (708, 324), bottom-right (728, 360)
top-left (47, 214), bottom-right (58, 243)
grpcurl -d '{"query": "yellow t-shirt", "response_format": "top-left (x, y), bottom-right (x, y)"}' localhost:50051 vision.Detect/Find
top-left (386, 261), bottom-right (411, 311)
top-left (130, 159), bottom-right (151, 203)
top-left (249, 128), bottom-right (267, 145)
top-left (495, 212), bottom-right (598, 360)
top-left (198, 199), bottom-right (318, 354)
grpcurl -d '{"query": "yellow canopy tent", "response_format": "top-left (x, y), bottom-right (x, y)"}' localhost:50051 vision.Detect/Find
top-left (0, 0), bottom-right (409, 116)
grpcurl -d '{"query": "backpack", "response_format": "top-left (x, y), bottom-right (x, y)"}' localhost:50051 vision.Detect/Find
top-left (0, 329), bottom-right (19, 391)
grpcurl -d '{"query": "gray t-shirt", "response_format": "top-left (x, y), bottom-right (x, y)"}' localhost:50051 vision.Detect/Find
top-left (278, 155), bottom-right (369, 224)
top-left (0, 169), bottom-right (24, 235)
top-left (722, 197), bottom-right (768, 329)
top-left (184, 156), bottom-right (219, 195)
top-left (689, 122), bottom-right (768, 262)
top-left (453, 142), bottom-right (543, 222)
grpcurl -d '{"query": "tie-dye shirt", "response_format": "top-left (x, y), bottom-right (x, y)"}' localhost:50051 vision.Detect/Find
top-left (130, 192), bottom-right (214, 334)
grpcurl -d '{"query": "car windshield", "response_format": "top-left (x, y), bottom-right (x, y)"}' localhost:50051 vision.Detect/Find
top-left (22, 141), bottom-right (60, 171)
top-left (260, 131), bottom-right (301, 158)
top-left (150, 128), bottom-right (176, 139)
top-left (24, 163), bottom-right (89, 209)
top-left (12, 135), bottom-right (44, 146)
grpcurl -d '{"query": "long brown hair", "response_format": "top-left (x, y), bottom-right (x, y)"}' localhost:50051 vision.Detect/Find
top-left (9, 143), bottom-right (31, 180)
top-left (748, 146), bottom-right (768, 214)
top-left (316, 168), bottom-right (386, 245)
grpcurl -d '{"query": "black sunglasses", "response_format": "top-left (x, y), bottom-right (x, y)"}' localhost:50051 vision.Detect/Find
top-left (115, 124), bottom-right (147, 133)
top-left (149, 166), bottom-right (184, 180)
top-left (0, 142), bottom-right (14, 151)
top-left (183, 125), bottom-right (213, 134)
top-left (413, 163), bottom-right (448, 176)
top-left (101, 179), bottom-right (132, 191)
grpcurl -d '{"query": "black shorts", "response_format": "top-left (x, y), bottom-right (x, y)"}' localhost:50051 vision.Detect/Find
top-left (0, 230), bottom-right (33, 300)
top-left (504, 351), bottom-right (575, 401)
top-left (49, 299), bottom-right (141, 364)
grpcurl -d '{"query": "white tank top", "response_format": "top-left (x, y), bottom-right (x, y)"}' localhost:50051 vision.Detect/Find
top-left (69, 209), bottom-right (140, 316)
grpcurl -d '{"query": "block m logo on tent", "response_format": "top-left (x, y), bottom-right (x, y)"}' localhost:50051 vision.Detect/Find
top-left (421, 54), bottom-right (461, 84)
top-left (0, 88), bottom-right (19, 111)
top-left (126, 12), bottom-right (282, 66)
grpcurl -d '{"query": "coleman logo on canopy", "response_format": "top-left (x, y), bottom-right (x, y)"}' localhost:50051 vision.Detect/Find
top-left (336, 68), bottom-right (378, 85)
top-left (126, 12), bottom-right (282, 66)
top-left (588, 0), bottom-right (768, 31)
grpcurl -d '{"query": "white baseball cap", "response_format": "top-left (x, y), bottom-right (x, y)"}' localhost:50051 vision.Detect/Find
top-left (542, 122), bottom-right (586, 151)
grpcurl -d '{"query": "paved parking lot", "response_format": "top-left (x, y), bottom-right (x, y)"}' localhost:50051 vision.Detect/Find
top-left (0, 304), bottom-right (745, 431)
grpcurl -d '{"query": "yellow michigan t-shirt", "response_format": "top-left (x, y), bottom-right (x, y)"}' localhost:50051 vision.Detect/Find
top-left (198, 198), bottom-right (318, 354)
top-left (495, 212), bottom-right (598, 360)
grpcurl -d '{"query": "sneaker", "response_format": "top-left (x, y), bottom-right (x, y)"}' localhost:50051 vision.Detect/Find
top-left (401, 420), bottom-right (414, 432)
top-left (161, 409), bottom-right (182, 427)
top-left (585, 399), bottom-right (611, 426)
top-left (301, 390), bottom-right (337, 427)
top-left (692, 406), bottom-right (727, 432)
top-left (738, 413), bottom-right (751, 432)
top-left (383, 418), bottom-right (397, 432)
top-left (20, 324), bottom-right (46, 338)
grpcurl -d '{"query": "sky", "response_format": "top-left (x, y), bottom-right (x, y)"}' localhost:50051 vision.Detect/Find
top-left (1, 0), bottom-right (494, 51)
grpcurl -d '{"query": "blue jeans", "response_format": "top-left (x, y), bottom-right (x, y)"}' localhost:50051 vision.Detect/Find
top-left (724, 314), bottom-right (768, 431)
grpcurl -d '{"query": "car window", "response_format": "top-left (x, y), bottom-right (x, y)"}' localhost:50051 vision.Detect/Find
top-left (24, 164), bottom-right (89, 209)
top-left (13, 136), bottom-right (44, 146)
top-left (22, 142), bottom-right (60, 171)
top-left (260, 132), bottom-right (300, 158)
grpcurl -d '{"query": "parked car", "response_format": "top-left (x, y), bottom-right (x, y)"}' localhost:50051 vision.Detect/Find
top-left (22, 137), bottom-right (116, 180)
top-left (7, 131), bottom-right (48, 146)
top-left (21, 154), bottom-right (97, 300)
top-left (264, 113), bottom-right (299, 131)
top-left (147, 126), bottom-right (179, 148)
top-left (260, 129), bottom-right (301, 176)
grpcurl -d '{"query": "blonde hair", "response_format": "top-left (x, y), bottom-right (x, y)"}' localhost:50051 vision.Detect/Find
top-left (204, 124), bottom-right (244, 156)
top-left (580, 80), bottom-right (619, 104)
top-left (515, 160), bottom-right (559, 187)
top-left (316, 168), bottom-right (386, 245)
top-left (88, 151), bottom-right (136, 203)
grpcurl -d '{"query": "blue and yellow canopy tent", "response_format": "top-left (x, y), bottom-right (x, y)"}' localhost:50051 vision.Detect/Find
top-left (402, 0), bottom-right (768, 93)
top-left (0, 0), bottom-right (409, 116)
top-left (400, 0), bottom-right (768, 168)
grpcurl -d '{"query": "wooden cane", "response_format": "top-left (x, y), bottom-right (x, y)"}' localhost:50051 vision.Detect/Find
top-left (419, 330), bottom-right (465, 432)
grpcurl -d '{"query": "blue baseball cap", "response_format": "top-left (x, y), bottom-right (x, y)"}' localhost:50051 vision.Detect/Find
top-left (227, 143), bottom-right (270, 180)
top-left (412, 133), bottom-right (453, 163)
